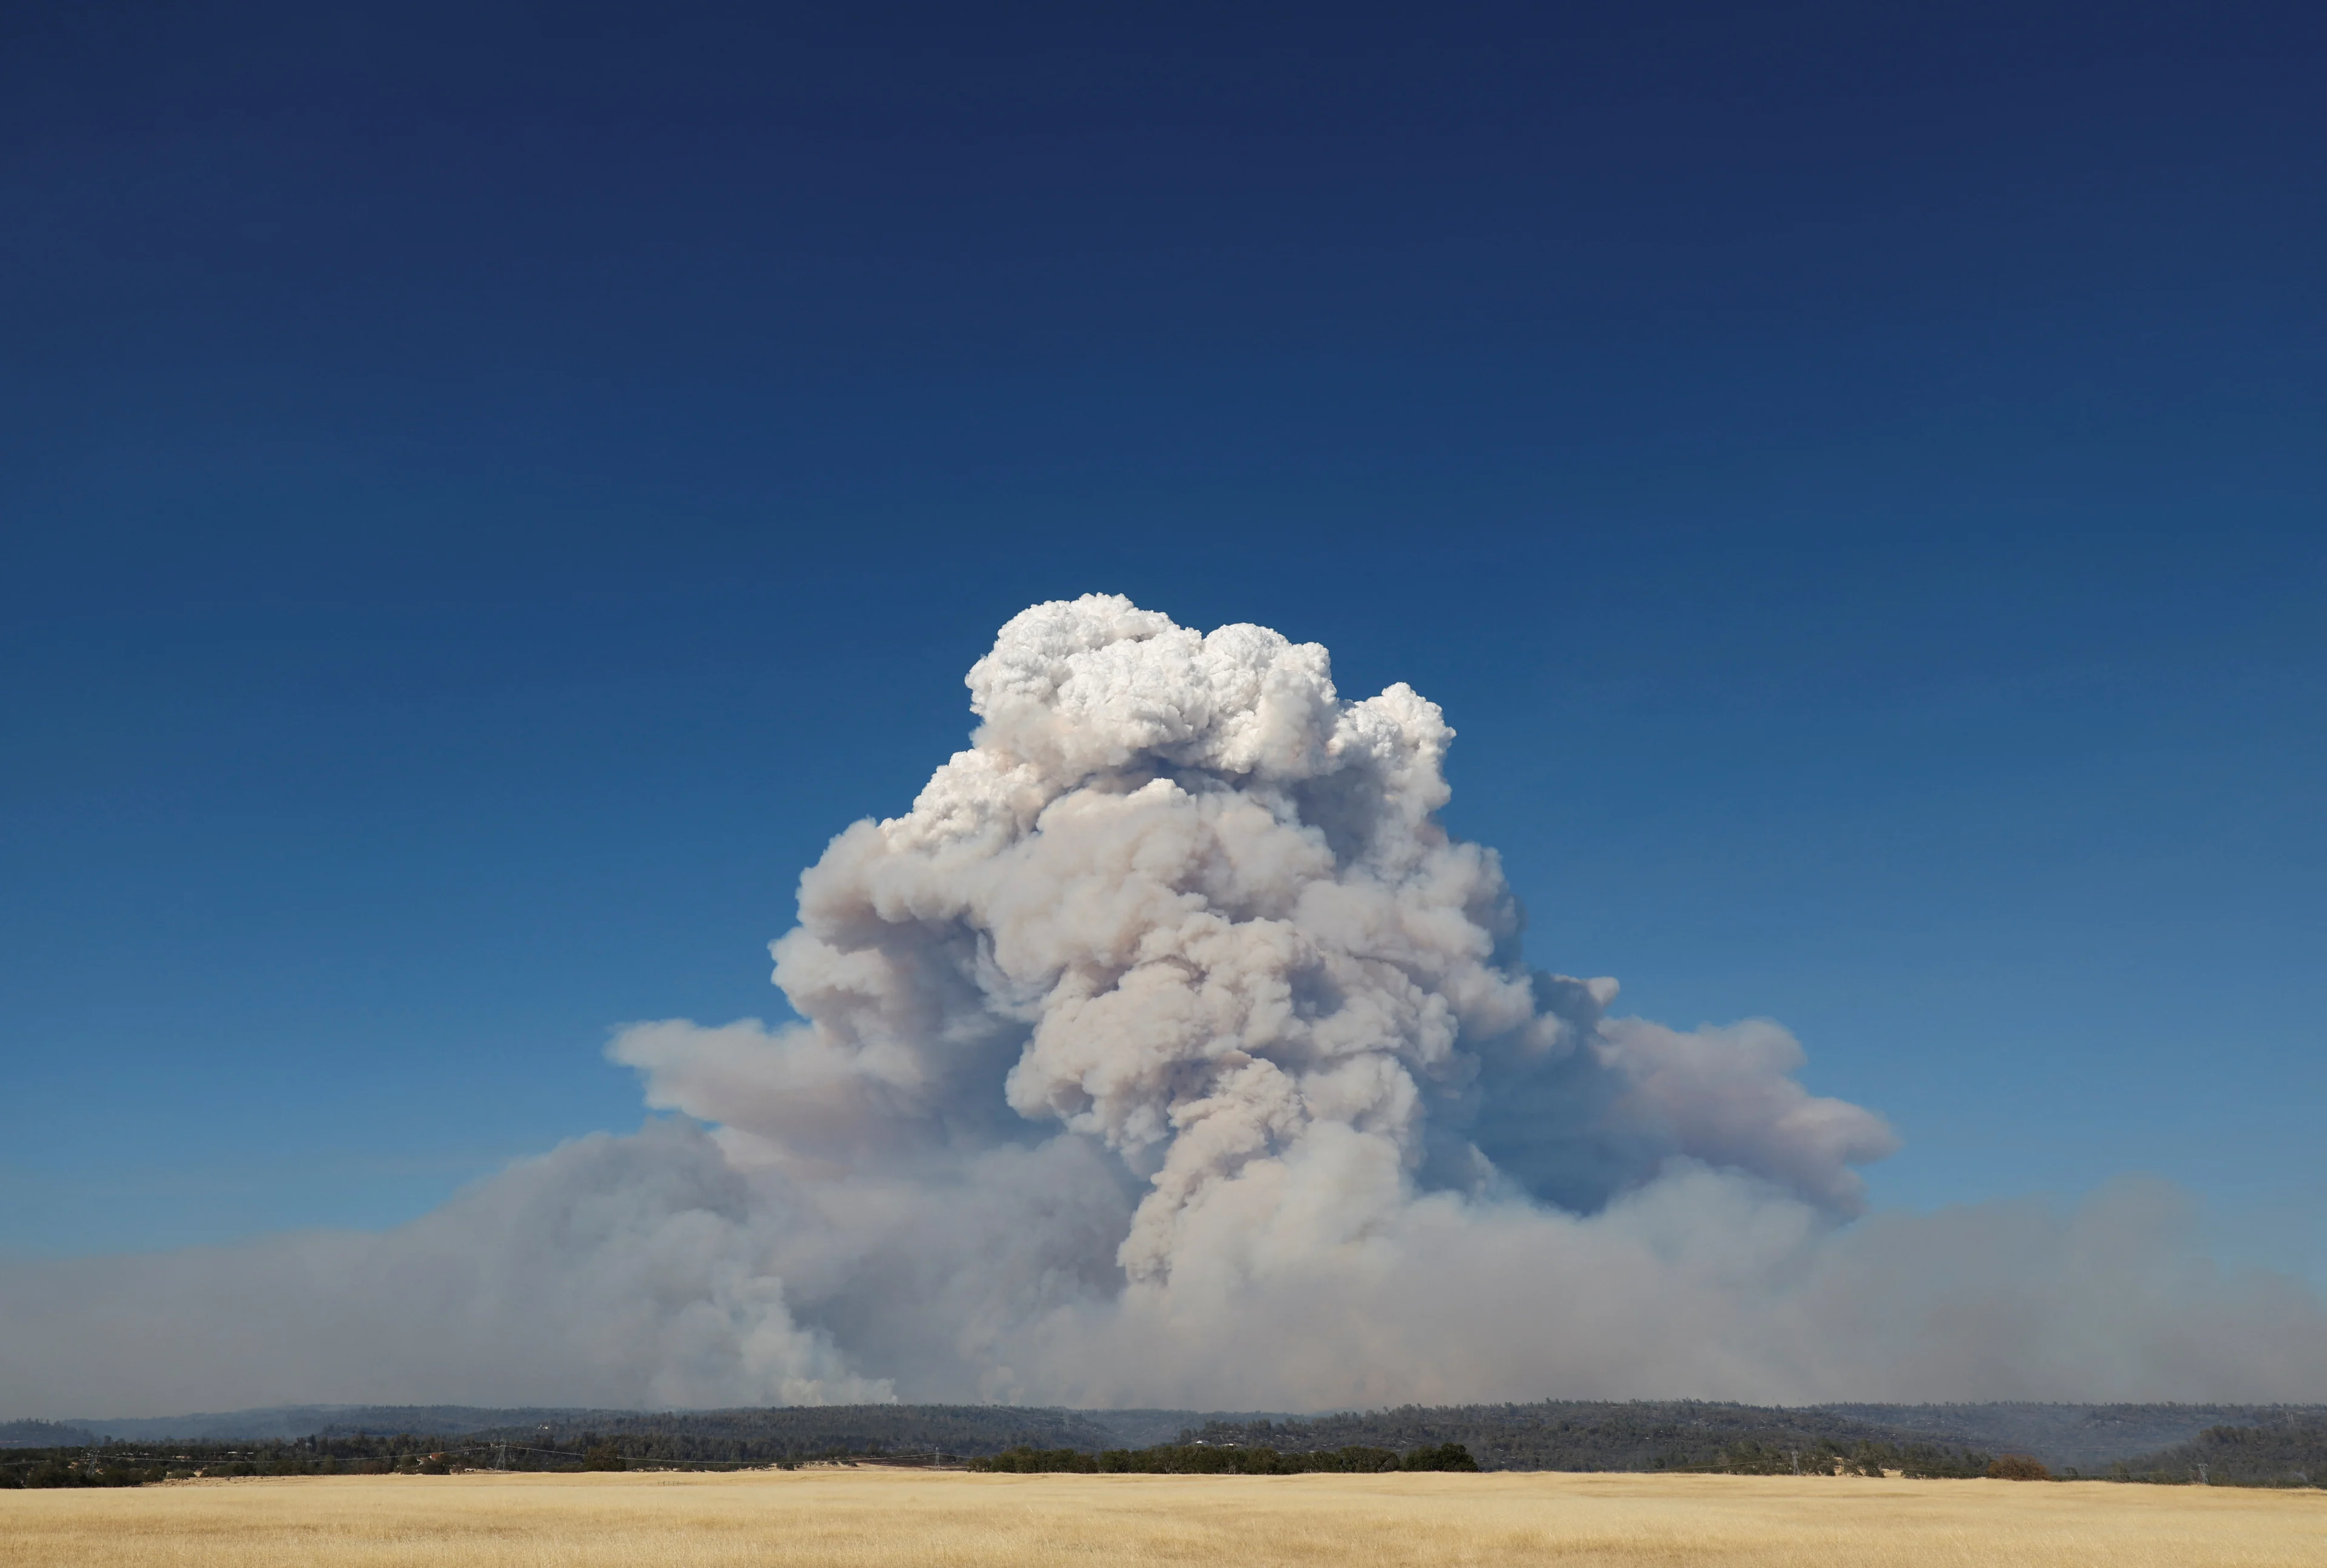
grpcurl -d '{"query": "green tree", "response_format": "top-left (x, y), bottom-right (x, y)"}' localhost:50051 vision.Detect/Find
top-left (1401, 1444), bottom-right (1480, 1472)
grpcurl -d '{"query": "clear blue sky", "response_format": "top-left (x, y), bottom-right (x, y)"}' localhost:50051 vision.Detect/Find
top-left (4, 2), bottom-right (2321, 1270)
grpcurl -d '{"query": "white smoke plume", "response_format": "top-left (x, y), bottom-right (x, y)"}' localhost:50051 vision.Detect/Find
top-left (3, 595), bottom-right (2321, 1417)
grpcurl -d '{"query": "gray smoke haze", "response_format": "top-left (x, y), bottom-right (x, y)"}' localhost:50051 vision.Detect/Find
top-left (4, 596), bottom-right (2322, 1417)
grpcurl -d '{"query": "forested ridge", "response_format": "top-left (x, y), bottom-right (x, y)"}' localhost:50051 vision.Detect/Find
top-left (1181, 1404), bottom-right (1999, 1476)
top-left (1819, 1403), bottom-right (2319, 1472)
top-left (2109, 1414), bottom-right (2327, 1487)
top-left (9, 1401), bottom-right (2322, 1487)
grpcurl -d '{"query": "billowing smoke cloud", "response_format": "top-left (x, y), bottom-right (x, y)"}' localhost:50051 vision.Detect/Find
top-left (3, 597), bottom-right (2321, 1417)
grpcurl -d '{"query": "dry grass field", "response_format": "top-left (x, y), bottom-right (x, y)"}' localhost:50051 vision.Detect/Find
top-left (4, 1467), bottom-right (2322, 1568)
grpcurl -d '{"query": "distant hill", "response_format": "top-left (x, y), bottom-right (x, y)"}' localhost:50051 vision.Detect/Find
top-left (54, 1404), bottom-right (1216, 1456)
top-left (2109, 1414), bottom-right (2327, 1486)
top-left (1184, 1403), bottom-right (1982, 1472)
top-left (1203, 1401), bottom-right (2327, 1475)
top-left (390, 1406), bottom-right (1186, 1463)
top-left (1816, 1404), bottom-right (2313, 1473)
top-left (0, 1420), bottom-right (96, 1449)
top-left (63, 1406), bottom-right (591, 1442)
top-left (37, 1401), bottom-right (2327, 1473)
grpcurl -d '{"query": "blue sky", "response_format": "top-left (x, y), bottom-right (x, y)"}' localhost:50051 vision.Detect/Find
top-left (3, 1), bottom-right (2322, 1272)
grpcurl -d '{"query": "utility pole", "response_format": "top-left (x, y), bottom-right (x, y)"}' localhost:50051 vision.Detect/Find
top-left (1789, 1449), bottom-right (1800, 1475)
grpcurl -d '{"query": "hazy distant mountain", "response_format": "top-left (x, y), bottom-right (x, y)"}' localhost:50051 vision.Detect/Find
top-left (52, 1403), bottom-right (1213, 1451)
top-left (1, 1420), bottom-right (97, 1449)
top-left (66, 1406), bottom-right (593, 1442)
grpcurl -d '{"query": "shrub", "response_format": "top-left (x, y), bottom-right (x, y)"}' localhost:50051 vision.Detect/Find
top-left (582, 1445), bottom-right (626, 1472)
top-left (1987, 1455), bottom-right (2051, 1481)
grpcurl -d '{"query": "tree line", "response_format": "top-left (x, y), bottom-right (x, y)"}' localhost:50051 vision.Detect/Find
top-left (0, 1432), bottom-right (790, 1488)
top-left (8, 1404), bottom-right (2319, 1489)
top-left (2108, 1417), bottom-right (2326, 1488)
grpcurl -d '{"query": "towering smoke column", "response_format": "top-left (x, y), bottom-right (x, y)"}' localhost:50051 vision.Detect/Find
top-left (616, 594), bottom-right (1897, 1398)
top-left (12, 596), bottom-right (2317, 1418)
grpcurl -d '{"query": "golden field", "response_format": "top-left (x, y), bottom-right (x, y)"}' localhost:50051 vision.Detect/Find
top-left (3, 1467), bottom-right (2322, 1568)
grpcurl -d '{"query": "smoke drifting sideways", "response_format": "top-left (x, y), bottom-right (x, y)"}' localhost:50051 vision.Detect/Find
top-left (4, 596), bottom-right (2322, 1419)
